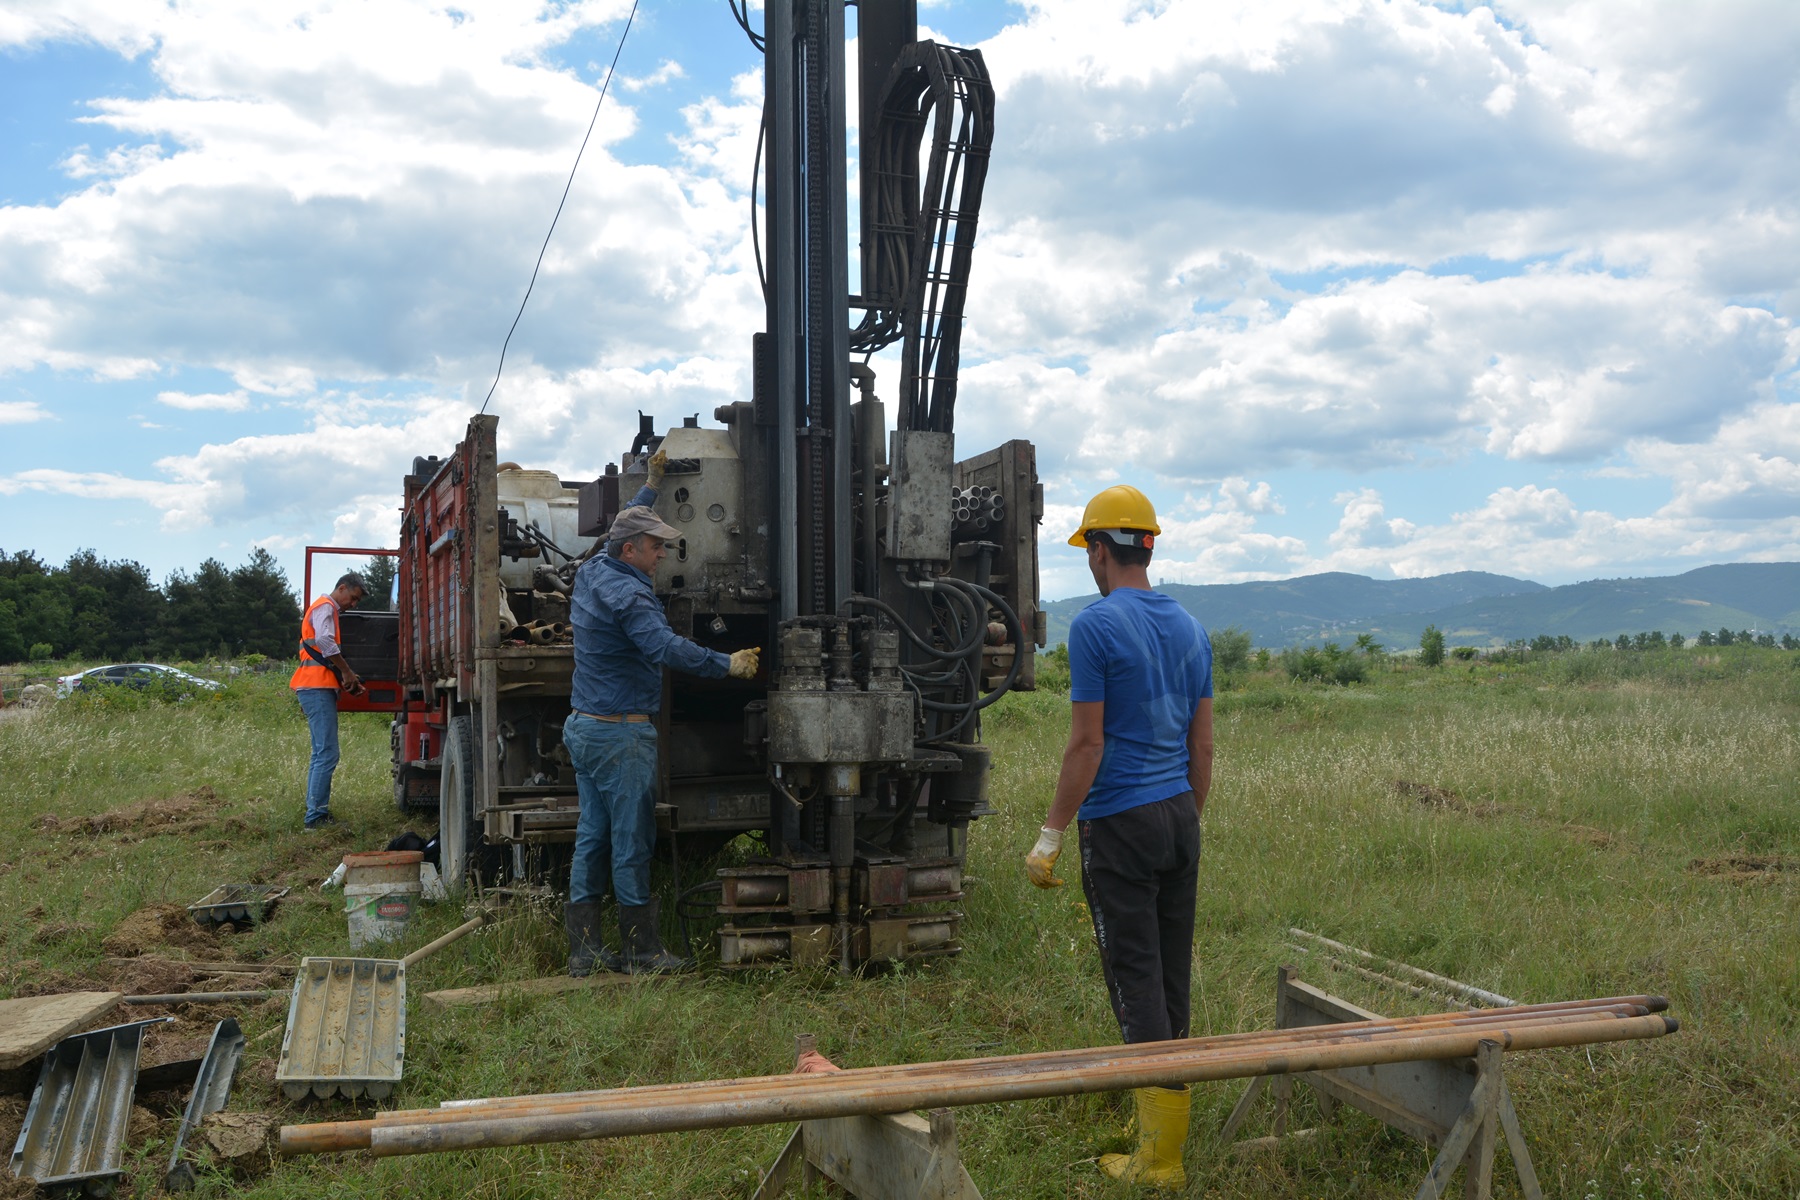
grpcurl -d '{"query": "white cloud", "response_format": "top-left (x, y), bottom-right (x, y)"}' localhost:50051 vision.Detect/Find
top-left (0, 401), bottom-right (50, 424)
top-left (620, 60), bottom-right (685, 93)
top-left (157, 389), bottom-right (250, 411)
top-left (3, 0), bottom-right (1799, 594)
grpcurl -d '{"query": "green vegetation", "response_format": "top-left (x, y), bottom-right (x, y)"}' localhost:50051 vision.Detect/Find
top-left (1419, 623), bottom-right (1446, 667)
top-left (2, 650), bottom-right (1796, 1197)
top-left (0, 547), bottom-right (301, 664)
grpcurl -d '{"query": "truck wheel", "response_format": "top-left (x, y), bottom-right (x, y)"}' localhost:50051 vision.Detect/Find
top-left (440, 714), bottom-right (476, 888)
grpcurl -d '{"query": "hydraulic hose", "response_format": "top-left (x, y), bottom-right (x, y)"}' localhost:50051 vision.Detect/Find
top-left (840, 593), bottom-right (984, 661)
top-left (939, 577), bottom-right (1025, 709)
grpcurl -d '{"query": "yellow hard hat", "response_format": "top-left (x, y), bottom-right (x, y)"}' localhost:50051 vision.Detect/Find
top-left (1068, 484), bottom-right (1160, 548)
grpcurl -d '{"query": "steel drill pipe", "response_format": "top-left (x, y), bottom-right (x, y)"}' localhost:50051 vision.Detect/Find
top-left (368, 1009), bottom-right (1647, 1133)
top-left (325, 1004), bottom-right (1658, 1145)
top-left (279, 1008), bottom-right (1675, 1157)
top-left (363, 1014), bottom-right (1675, 1158)
top-left (346, 1008), bottom-right (1646, 1146)
top-left (392, 1012), bottom-right (1646, 1136)
top-left (384, 998), bottom-right (1662, 1119)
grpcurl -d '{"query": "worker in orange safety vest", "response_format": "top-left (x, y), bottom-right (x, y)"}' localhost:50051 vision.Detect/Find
top-left (290, 573), bottom-right (367, 830)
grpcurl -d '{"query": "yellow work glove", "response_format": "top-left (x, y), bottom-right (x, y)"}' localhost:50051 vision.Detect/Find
top-left (1025, 826), bottom-right (1066, 889)
top-left (729, 646), bottom-right (761, 680)
top-left (647, 448), bottom-right (668, 489)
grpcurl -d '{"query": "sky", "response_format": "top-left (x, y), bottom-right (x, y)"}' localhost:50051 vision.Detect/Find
top-left (2, 0), bottom-right (1797, 603)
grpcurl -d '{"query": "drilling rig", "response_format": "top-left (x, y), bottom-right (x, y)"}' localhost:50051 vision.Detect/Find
top-left (384, 0), bottom-right (1043, 970)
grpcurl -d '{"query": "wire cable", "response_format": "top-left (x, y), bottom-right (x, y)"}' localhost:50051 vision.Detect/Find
top-left (728, 0), bottom-right (765, 51)
top-left (479, 0), bottom-right (640, 415)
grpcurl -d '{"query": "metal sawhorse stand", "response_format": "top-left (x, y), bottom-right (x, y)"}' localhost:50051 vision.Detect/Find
top-left (1220, 966), bottom-right (1544, 1200)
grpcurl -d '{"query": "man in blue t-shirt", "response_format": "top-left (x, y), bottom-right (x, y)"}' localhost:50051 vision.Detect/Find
top-left (1025, 484), bottom-right (1212, 1189)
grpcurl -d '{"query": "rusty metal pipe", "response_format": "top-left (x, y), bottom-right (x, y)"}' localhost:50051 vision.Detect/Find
top-left (403, 997), bottom-right (1660, 1117)
top-left (349, 1013), bottom-right (1675, 1158)
top-left (413, 1008), bottom-right (1640, 1121)
top-left (367, 1001), bottom-right (1656, 1131)
top-left (279, 1005), bottom-right (1672, 1156)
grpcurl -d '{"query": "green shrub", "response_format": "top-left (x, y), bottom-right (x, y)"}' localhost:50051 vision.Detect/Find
top-left (1277, 641), bottom-right (1367, 685)
top-left (1419, 624), bottom-right (1445, 667)
top-left (1210, 626), bottom-right (1252, 673)
top-left (27, 643), bottom-right (53, 662)
top-left (1451, 646), bottom-right (1479, 661)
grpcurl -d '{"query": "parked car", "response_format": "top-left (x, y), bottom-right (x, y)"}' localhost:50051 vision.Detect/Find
top-left (55, 663), bottom-right (225, 698)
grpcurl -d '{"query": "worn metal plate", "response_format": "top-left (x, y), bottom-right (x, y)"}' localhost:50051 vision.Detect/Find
top-left (164, 1018), bottom-right (246, 1191)
top-left (275, 958), bottom-right (406, 1101)
top-left (766, 690), bottom-right (914, 763)
top-left (187, 885), bottom-right (290, 929)
top-left (11, 1017), bottom-right (171, 1195)
top-left (887, 430), bottom-right (953, 561)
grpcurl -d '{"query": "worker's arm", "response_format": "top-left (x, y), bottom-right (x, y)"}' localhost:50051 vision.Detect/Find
top-left (1046, 701), bottom-right (1105, 832)
top-left (622, 448), bottom-right (668, 509)
top-left (1188, 697), bottom-right (1213, 819)
top-left (310, 603), bottom-right (363, 693)
top-left (1025, 701), bottom-right (1103, 888)
top-left (617, 588), bottom-right (731, 678)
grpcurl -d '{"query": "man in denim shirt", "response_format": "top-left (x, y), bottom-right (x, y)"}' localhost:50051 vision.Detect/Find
top-left (564, 452), bottom-right (761, 974)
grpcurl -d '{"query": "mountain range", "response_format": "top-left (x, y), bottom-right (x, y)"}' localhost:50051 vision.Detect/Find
top-left (1040, 563), bottom-right (1800, 650)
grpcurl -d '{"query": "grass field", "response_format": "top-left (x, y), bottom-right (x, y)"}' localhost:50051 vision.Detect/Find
top-left (1, 648), bottom-right (1796, 1198)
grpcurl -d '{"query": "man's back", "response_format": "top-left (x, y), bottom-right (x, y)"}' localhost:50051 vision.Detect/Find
top-left (1068, 588), bottom-right (1211, 819)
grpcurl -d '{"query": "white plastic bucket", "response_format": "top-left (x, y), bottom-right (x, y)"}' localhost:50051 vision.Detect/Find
top-left (344, 881), bottom-right (421, 950)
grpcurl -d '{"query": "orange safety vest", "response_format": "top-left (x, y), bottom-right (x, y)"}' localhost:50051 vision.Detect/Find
top-left (290, 595), bottom-right (343, 691)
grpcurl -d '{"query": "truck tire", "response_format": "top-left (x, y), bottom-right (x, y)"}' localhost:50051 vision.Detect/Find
top-left (440, 714), bottom-right (476, 888)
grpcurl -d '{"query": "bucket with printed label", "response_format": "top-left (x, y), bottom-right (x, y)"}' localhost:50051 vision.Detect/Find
top-left (344, 881), bottom-right (422, 949)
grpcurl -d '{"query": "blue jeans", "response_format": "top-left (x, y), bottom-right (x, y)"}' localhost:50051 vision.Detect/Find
top-left (296, 688), bottom-right (340, 824)
top-left (563, 714), bottom-right (660, 907)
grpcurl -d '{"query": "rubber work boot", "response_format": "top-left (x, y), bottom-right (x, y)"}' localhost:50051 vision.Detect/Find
top-left (564, 902), bottom-right (622, 977)
top-left (620, 898), bottom-right (693, 973)
top-left (1098, 1086), bottom-right (1190, 1189)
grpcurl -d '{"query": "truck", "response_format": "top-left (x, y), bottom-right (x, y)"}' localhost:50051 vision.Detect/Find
top-left (382, 0), bottom-right (1044, 969)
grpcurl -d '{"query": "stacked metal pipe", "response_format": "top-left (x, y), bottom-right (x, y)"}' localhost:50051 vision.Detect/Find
top-left (280, 995), bottom-right (1675, 1159)
top-left (950, 484), bottom-right (1005, 534)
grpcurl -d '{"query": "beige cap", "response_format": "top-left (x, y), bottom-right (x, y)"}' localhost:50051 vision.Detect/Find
top-left (607, 505), bottom-right (681, 545)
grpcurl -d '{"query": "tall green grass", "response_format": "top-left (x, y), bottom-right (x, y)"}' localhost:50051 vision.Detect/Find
top-left (1, 651), bottom-right (1796, 1197)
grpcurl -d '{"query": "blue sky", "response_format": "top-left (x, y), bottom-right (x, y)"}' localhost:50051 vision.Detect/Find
top-left (2, 0), bottom-right (1798, 602)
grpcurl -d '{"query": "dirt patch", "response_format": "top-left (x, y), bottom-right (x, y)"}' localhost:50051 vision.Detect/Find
top-left (45, 786), bottom-right (222, 839)
top-left (142, 1024), bottom-right (217, 1069)
top-left (1562, 824), bottom-right (1617, 848)
top-left (28, 921), bottom-right (94, 947)
top-left (201, 1111), bottom-right (278, 1178)
top-left (128, 1104), bottom-right (163, 1141)
top-left (1, 962), bottom-right (99, 998)
top-left (102, 904), bottom-right (219, 958)
top-left (1394, 779), bottom-right (1500, 816)
top-left (114, 956), bottom-right (203, 997)
top-left (1689, 855), bottom-right (1795, 882)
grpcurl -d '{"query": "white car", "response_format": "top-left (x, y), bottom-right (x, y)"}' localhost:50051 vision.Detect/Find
top-left (55, 663), bottom-right (226, 698)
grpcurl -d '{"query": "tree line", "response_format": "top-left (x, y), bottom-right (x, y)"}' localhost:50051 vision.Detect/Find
top-left (1417, 625), bottom-right (1797, 666)
top-left (0, 547), bottom-right (305, 665)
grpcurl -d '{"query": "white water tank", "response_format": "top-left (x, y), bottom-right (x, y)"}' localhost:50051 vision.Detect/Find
top-left (495, 469), bottom-right (597, 590)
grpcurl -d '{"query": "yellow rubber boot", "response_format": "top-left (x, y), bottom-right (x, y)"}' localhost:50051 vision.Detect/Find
top-left (1099, 1086), bottom-right (1190, 1189)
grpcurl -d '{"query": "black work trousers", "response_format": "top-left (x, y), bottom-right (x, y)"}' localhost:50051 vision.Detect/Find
top-left (1079, 792), bottom-right (1201, 1044)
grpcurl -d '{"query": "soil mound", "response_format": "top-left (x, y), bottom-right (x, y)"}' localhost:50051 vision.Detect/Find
top-left (1689, 855), bottom-right (1795, 882)
top-left (1394, 779), bottom-right (1500, 816)
top-left (45, 786), bottom-right (220, 838)
top-left (103, 904), bottom-right (218, 957)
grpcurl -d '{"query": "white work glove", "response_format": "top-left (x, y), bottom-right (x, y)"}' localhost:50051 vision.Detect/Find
top-left (647, 448), bottom-right (668, 489)
top-left (728, 646), bottom-right (762, 680)
top-left (1025, 826), bottom-right (1066, 889)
